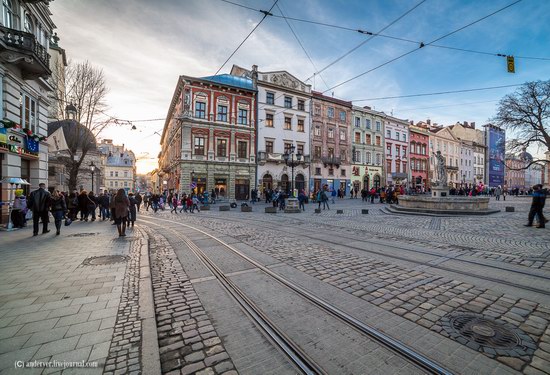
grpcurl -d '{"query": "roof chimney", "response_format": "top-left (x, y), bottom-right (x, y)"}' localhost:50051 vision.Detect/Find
top-left (427, 119), bottom-right (431, 125)
top-left (464, 121), bottom-right (469, 127)
top-left (471, 122), bottom-right (475, 129)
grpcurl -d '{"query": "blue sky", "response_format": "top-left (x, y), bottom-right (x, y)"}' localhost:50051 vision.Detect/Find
top-left (51, 0), bottom-right (550, 172)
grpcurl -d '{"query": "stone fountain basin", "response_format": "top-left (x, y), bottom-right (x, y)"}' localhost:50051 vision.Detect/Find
top-left (392, 195), bottom-right (500, 215)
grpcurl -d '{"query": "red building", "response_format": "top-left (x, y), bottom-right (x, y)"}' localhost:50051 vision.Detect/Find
top-left (409, 122), bottom-right (430, 190)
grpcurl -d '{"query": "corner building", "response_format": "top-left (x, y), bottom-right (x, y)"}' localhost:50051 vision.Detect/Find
top-left (232, 65), bottom-right (311, 195)
top-left (160, 73), bottom-right (256, 200)
top-left (310, 91), bottom-right (351, 194)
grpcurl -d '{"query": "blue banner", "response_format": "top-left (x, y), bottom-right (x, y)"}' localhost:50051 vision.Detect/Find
top-left (26, 136), bottom-right (39, 153)
top-left (487, 127), bottom-right (505, 186)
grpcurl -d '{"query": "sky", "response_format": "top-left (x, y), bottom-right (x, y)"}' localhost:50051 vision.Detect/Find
top-left (50, 0), bottom-right (550, 174)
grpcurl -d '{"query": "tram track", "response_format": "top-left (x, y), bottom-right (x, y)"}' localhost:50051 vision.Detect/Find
top-left (141, 217), bottom-right (453, 375)
top-left (179, 212), bottom-right (550, 298)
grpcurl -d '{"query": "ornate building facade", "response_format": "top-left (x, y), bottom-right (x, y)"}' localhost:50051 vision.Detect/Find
top-left (409, 122), bottom-right (430, 190)
top-left (384, 115), bottom-right (410, 186)
top-left (429, 126), bottom-right (461, 187)
top-left (160, 72), bottom-right (257, 200)
top-left (310, 91), bottom-right (351, 194)
top-left (351, 105), bottom-right (384, 191)
top-left (98, 139), bottom-right (136, 193)
top-left (232, 65), bottom-right (311, 196)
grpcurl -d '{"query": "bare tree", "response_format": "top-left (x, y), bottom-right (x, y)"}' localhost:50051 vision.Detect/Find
top-left (494, 80), bottom-right (550, 169)
top-left (50, 60), bottom-right (111, 191)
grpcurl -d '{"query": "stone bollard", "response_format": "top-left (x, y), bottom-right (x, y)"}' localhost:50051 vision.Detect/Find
top-left (314, 209), bottom-right (321, 214)
top-left (241, 206), bottom-right (252, 212)
top-left (336, 209), bottom-right (343, 214)
top-left (219, 206), bottom-right (230, 211)
top-left (200, 206), bottom-right (210, 211)
top-left (265, 207), bottom-right (277, 213)
top-left (362, 209), bottom-right (369, 214)
top-left (505, 206), bottom-right (515, 212)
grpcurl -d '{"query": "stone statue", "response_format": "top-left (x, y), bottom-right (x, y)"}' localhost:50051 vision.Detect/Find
top-left (434, 151), bottom-right (447, 186)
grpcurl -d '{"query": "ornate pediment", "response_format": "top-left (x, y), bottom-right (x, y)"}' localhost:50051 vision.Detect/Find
top-left (268, 72), bottom-right (307, 92)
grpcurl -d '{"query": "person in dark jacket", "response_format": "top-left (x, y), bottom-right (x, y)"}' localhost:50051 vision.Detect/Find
top-left (86, 192), bottom-right (97, 221)
top-left (525, 185), bottom-right (547, 228)
top-left (50, 190), bottom-right (67, 235)
top-left (135, 192), bottom-right (143, 212)
top-left (28, 183), bottom-right (51, 236)
top-left (67, 191), bottom-right (78, 220)
top-left (127, 193), bottom-right (137, 227)
top-left (77, 191), bottom-right (89, 221)
top-left (98, 191), bottom-right (110, 220)
top-left (114, 189), bottom-right (130, 237)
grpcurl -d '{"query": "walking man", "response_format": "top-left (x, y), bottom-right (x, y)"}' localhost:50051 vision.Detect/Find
top-left (525, 184), bottom-right (547, 228)
top-left (28, 183), bottom-right (51, 236)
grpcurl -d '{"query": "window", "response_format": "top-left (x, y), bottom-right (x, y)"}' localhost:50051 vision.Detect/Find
top-left (20, 93), bottom-right (37, 133)
top-left (366, 119), bottom-right (371, 129)
top-left (115, 181), bottom-right (118, 187)
top-left (355, 117), bottom-right (361, 127)
top-left (266, 92), bottom-right (274, 105)
top-left (217, 104), bottom-right (228, 122)
top-left (341, 169), bottom-right (346, 177)
top-left (315, 167), bottom-right (321, 175)
top-left (365, 134), bottom-right (371, 145)
top-left (366, 152), bottom-right (371, 164)
top-left (339, 129), bottom-right (346, 141)
top-left (403, 134), bottom-right (407, 142)
top-left (403, 162), bottom-right (407, 172)
top-left (328, 128), bottom-right (334, 138)
top-left (284, 96), bottom-right (292, 108)
top-left (376, 154), bottom-right (381, 165)
top-left (339, 111), bottom-right (346, 121)
top-left (376, 136), bottom-right (381, 146)
top-left (265, 140), bottom-right (274, 154)
top-left (386, 144), bottom-right (392, 155)
top-left (354, 150), bottom-right (361, 162)
top-left (376, 121), bottom-right (381, 131)
top-left (396, 132), bottom-right (400, 141)
top-left (115, 171), bottom-right (119, 177)
top-left (387, 160), bottom-right (392, 173)
top-left (328, 147), bottom-right (334, 158)
top-left (195, 101), bottom-right (206, 119)
top-left (284, 117), bottom-right (292, 130)
top-left (314, 146), bottom-right (322, 159)
top-left (396, 145), bottom-right (400, 156)
top-left (328, 168), bottom-right (334, 176)
top-left (194, 137), bottom-right (205, 155)
top-left (297, 119), bottom-right (304, 132)
top-left (297, 144), bottom-right (304, 155)
top-left (402, 147), bottom-right (407, 157)
top-left (340, 150), bottom-right (346, 161)
top-left (238, 141), bottom-right (247, 158)
top-left (217, 139), bottom-right (227, 157)
top-left (327, 107), bottom-right (334, 118)
top-left (297, 99), bottom-right (305, 111)
top-left (110, 181), bottom-right (113, 187)
top-left (314, 126), bottom-right (321, 136)
top-left (238, 108), bottom-right (248, 125)
top-left (284, 143), bottom-right (293, 153)
top-left (110, 171), bottom-right (113, 177)
top-left (314, 105), bottom-right (321, 115)
top-left (124, 171), bottom-right (128, 177)
top-left (124, 181), bottom-right (128, 187)
top-left (3, 0), bottom-right (15, 28)
top-left (354, 133), bottom-right (361, 143)
top-left (396, 162), bottom-right (400, 173)
top-left (386, 129), bottom-right (391, 138)
top-left (24, 12), bottom-right (33, 34)
top-left (265, 113), bottom-right (273, 127)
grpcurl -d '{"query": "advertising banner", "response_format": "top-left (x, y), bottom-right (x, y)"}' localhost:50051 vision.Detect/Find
top-left (488, 127), bottom-right (505, 186)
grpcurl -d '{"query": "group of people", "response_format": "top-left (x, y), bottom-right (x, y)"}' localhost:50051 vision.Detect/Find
top-left (12, 183), bottom-right (142, 237)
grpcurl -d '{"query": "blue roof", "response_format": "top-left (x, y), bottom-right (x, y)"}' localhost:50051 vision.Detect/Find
top-left (200, 74), bottom-right (254, 90)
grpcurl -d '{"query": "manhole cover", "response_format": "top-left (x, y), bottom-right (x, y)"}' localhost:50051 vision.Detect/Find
top-left (441, 312), bottom-right (536, 357)
top-left (82, 255), bottom-right (128, 266)
top-left (68, 233), bottom-right (98, 238)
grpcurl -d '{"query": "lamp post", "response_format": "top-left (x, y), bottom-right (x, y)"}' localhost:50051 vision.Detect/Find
top-left (90, 162), bottom-right (96, 194)
top-left (283, 145), bottom-right (302, 198)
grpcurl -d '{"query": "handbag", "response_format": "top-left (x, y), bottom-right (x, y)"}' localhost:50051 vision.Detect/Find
top-left (64, 217), bottom-right (72, 226)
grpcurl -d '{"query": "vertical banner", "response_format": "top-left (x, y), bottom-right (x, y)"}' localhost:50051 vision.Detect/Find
top-left (487, 127), bottom-right (505, 186)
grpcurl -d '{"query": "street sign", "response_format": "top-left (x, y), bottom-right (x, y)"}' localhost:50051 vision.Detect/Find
top-left (507, 56), bottom-right (515, 73)
top-left (190, 182), bottom-right (197, 188)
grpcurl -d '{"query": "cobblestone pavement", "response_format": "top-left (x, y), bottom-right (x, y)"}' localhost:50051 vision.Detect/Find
top-left (0, 221), bottom-right (157, 375)
top-left (143, 199), bottom-right (550, 374)
top-left (143, 227), bottom-right (237, 375)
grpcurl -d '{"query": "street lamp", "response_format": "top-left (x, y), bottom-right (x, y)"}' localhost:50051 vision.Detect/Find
top-left (65, 103), bottom-right (77, 120)
top-left (283, 145), bottom-right (302, 198)
top-left (90, 162), bottom-right (96, 193)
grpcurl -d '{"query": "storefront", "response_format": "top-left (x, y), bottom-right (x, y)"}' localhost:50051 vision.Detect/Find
top-left (234, 178), bottom-right (249, 200)
top-left (214, 178), bottom-right (227, 198)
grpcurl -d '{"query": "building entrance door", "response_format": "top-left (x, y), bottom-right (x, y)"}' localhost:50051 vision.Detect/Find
top-left (262, 174), bottom-right (272, 190)
top-left (235, 179), bottom-right (249, 200)
top-left (215, 178), bottom-right (227, 198)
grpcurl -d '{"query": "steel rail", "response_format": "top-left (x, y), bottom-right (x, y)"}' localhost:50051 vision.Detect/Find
top-left (141, 217), bottom-right (453, 375)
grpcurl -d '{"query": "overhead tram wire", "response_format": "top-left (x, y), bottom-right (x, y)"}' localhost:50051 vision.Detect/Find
top-left (323, 0), bottom-right (523, 94)
top-left (214, 0), bottom-right (279, 75)
top-left (275, 2), bottom-right (330, 91)
top-left (395, 99), bottom-right (501, 112)
top-left (351, 83), bottom-right (523, 101)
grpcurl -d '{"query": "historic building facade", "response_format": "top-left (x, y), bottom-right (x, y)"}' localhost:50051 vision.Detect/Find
top-left (160, 72), bottom-right (257, 200)
top-left (449, 121), bottom-right (486, 185)
top-left (232, 65), bottom-right (311, 196)
top-left (98, 139), bottom-right (136, 193)
top-left (310, 91), bottom-right (351, 194)
top-left (0, 1), bottom-right (55, 223)
top-left (408, 122), bottom-right (430, 190)
top-left (351, 106), bottom-right (384, 191)
top-left (384, 115), bottom-right (409, 186)
top-left (429, 126), bottom-right (461, 187)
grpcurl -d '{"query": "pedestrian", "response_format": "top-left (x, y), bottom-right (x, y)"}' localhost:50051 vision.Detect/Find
top-left (170, 194), bottom-right (179, 214)
top-left (495, 185), bottom-right (502, 201)
top-left (331, 188), bottom-right (336, 204)
top-left (192, 195), bottom-right (201, 212)
top-left (135, 192), bottom-right (143, 212)
top-left (99, 191), bottom-right (110, 220)
top-left (298, 189), bottom-right (306, 211)
top-left (114, 188), bottom-right (130, 237)
top-left (67, 191), bottom-right (78, 220)
top-left (87, 191), bottom-right (98, 221)
top-left (525, 184), bottom-right (547, 229)
top-left (179, 194), bottom-right (187, 213)
top-left (50, 190), bottom-right (67, 235)
top-left (186, 195), bottom-right (193, 213)
top-left (109, 192), bottom-right (117, 224)
top-left (28, 183), bottom-right (51, 236)
top-left (321, 186), bottom-right (330, 210)
top-left (127, 192), bottom-right (137, 227)
top-left (144, 193), bottom-right (150, 211)
top-left (77, 190), bottom-right (88, 221)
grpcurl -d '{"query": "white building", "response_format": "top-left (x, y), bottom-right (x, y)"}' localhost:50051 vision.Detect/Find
top-left (0, 1), bottom-right (56, 224)
top-left (449, 122), bottom-right (486, 185)
top-left (459, 141), bottom-right (475, 187)
top-left (98, 140), bottom-right (136, 193)
top-left (232, 65), bottom-right (311, 195)
top-left (384, 115), bottom-right (409, 186)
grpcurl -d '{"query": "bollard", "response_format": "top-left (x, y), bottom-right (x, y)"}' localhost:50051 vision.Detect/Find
top-left (336, 209), bottom-right (343, 214)
top-left (265, 207), bottom-right (277, 213)
top-left (200, 206), bottom-right (210, 211)
top-left (241, 206), bottom-right (252, 212)
top-left (505, 206), bottom-right (515, 212)
top-left (219, 206), bottom-right (230, 211)
top-left (362, 209), bottom-right (369, 214)
top-left (314, 208), bottom-right (321, 214)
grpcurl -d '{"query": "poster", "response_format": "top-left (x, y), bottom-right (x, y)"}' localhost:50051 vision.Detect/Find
top-left (487, 126), bottom-right (505, 186)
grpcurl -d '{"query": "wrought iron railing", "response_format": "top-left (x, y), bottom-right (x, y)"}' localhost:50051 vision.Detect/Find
top-left (0, 26), bottom-right (51, 67)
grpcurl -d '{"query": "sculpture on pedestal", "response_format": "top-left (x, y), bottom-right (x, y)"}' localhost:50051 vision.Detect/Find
top-left (433, 151), bottom-right (447, 186)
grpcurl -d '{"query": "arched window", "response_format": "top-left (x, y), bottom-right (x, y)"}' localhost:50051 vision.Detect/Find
top-left (295, 174), bottom-right (305, 192)
top-left (24, 12), bottom-right (33, 34)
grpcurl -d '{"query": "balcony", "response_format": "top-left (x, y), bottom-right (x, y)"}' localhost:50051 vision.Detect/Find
top-left (0, 26), bottom-right (51, 79)
top-left (446, 165), bottom-right (459, 171)
top-left (321, 156), bottom-right (341, 168)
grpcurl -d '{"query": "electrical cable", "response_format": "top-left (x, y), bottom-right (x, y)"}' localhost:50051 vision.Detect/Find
top-left (214, 0), bottom-right (279, 75)
top-left (323, 0), bottom-right (523, 93)
top-left (395, 99), bottom-right (500, 112)
top-left (352, 83), bottom-right (523, 101)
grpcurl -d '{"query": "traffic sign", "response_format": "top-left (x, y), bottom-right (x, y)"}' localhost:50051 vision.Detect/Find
top-left (507, 56), bottom-right (515, 73)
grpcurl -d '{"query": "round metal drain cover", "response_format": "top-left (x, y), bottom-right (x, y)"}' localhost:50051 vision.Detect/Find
top-left (68, 233), bottom-right (98, 238)
top-left (441, 312), bottom-right (536, 357)
top-left (82, 255), bottom-right (128, 266)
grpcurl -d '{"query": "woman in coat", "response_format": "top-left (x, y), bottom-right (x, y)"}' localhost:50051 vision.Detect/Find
top-left (77, 191), bottom-right (89, 221)
top-left (127, 193), bottom-right (137, 227)
top-left (114, 189), bottom-right (130, 237)
top-left (50, 190), bottom-right (67, 235)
